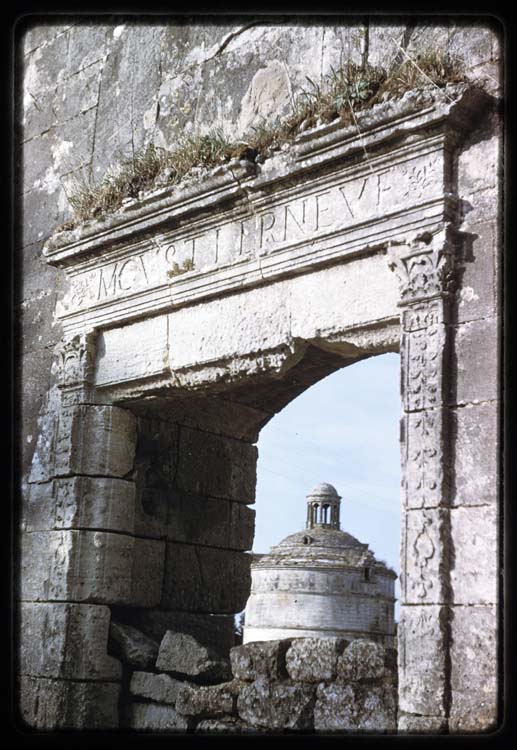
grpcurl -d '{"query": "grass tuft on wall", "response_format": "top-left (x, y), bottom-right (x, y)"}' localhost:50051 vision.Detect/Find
top-left (62, 49), bottom-right (465, 228)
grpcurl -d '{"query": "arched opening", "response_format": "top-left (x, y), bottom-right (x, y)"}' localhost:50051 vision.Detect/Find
top-left (244, 352), bottom-right (400, 644)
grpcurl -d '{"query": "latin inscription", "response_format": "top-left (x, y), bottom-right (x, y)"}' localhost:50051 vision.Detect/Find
top-left (58, 153), bottom-right (440, 311)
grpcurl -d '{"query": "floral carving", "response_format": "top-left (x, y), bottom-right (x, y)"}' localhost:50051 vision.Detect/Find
top-left (387, 226), bottom-right (456, 304)
top-left (54, 332), bottom-right (96, 388)
top-left (405, 410), bottom-right (443, 509)
top-left (401, 163), bottom-right (436, 201)
top-left (412, 520), bottom-right (436, 599)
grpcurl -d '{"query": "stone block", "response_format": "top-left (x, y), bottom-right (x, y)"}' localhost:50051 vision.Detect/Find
top-left (451, 317), bottom-right (499, 406)
top-left (313, 683), bottom-right (355, 732)
top-left (402, 508), bottom-right (448, 604)
top-left (448, 24), bottom-right (495, 73)
top-left (337, 640), bottom-right (390, 683)
top-left (450, 505), bottom-right (498, 605)
top-left (314, 683), bottom-right (397, 733)
top-left (156, 632), bottom-right (231, 683)
top-left (397, 712), bottom-right (447, 734)
top-left (130, 537), bottom-right (166, 607)
top-left (455, 222), bottom-right (497, 324)
top-left (18, 676), bottom-right (120, 729)
top-left (196, 717), bottom-right (255, 733)
top-left (127, 702), bottom-right (189, 731)
top-left (133, 488), bottom-right (168, 538)
top-left (161, 542), bottom-right (251, 613)
top-left (95, 315), bottom-right (169, 386)
top-left (230, 640), bottom-right (291, 682)
top-left (452, 402), bottom-right (498, 506)
top-left (457, 130), bottom-right (500, 198)
top-left (397, 605), bottom-right (447, 717)
top-left (109, 622), bottom-right (159, 670)
top-left (166, 491), bottom-right (255, 551)
top-left (60, 404), bottom-right (137, 478)
top-left (286, 637), bottom-right (348, 682)
top-left (175, 681), bottom-right (236, 717)
top-left (29, 403), bottom-right (137, 482)
top-left (402, 409), bottom-right (445, 510)
top-left (130, 395), bottom-right (269, 442)
top-left (19, 292), bottom-right (61, 357)
top-left (19, 602), bottom-right (122, 680)
top-left (176, 426), bottom-right (257, 504)
top-left (23, 476), bottom-right (136, 534)
top-left (449, 605), bottom-right (498, 732)
top-left (115, 609), bottom-right (236, 660)
top-left (130, 671), bottom-right (188, 705)
top-left (21, 529), bottom-right (163, 606)
top-left (237, 677), bottom-right (315, 731)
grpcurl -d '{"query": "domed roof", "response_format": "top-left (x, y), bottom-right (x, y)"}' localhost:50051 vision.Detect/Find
top-left (306, 482), bottom-right (341, 500)
top-left (252, 526), bottom-right (383, 571)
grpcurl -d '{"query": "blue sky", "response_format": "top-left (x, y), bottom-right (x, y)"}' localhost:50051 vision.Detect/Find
top-left (252, 352), bottom-right (401, 614)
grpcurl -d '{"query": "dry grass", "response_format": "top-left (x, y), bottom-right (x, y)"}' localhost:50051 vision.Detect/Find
top-left (62, 48), bottom-right (465, 228)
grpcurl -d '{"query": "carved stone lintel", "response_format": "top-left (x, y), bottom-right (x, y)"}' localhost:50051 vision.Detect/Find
top-left (54, 331), bottom-right (97, 390)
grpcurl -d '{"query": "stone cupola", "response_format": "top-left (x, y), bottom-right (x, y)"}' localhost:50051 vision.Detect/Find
top-left (305, 482), bottom-right (341, 530)
top-left (243, 483), bottom-right (397, 646)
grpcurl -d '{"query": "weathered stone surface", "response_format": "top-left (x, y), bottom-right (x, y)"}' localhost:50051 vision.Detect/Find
top-left (109, 622), bottom-right (159, 669)
top-left (455, 222), bottom-right (497, 324)
top-left (449, 605), bottom-right (498, 733)
top-left (113, 609), bottom-right (236, 660)
top-left (23, 476), bottom-right (136, 534)
top-left (21, 529), bottom-right (164, 606)
top-left (176, 681), bottom-right (236, 717)
top-left (29, 403), bottom-right (137, 482)
top-left (230, 640), bottom-right (291, 681)
top-left (237, 677), bottom-right (315, 730)
top-left (176, 427), bottom-right (257, 504)
top-left (452, 402), bottom-right (498, 506)
top-left (195, 716), bottom-right (256, 733)
top-left (337, 640), bottom-right (393, 683)
top-left (95, 315), bottom-right (169, 386)
top-left (156, 632), bottom-right (231, 682)
top-left (451, 316), bottom-right (499, 406)
top-left (397, 712), bottom-right (447, 734)
top-left (161, 543), bottom-right (251, 613)
top-left (286, 637), bottom-right (348, 682)
top-left (127, 395), bottom-right (269, 442)
top-left (129, 671), bottom-right (188, 705)
top-left (127, 702), bottom-right (189, 731)
top-left (130, 537), bottom-right (166, 607)
top-left (167, 491), bottom-right (255, 551)
top-left (450, 505), bottom-right (498, 604)
top-left (314, 683), bottom-right (397, 732)
top-left (401, 508), bottom-right (447, 604)
top-left (19, 676), bottom-right (120, 729)
top-left (20, 603), bottom-right (122, 680)
top-left (397, 605), bottom-right (447, 717)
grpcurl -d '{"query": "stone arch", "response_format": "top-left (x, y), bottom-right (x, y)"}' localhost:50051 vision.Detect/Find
top-left (19, 82), bottom-right (500, 733)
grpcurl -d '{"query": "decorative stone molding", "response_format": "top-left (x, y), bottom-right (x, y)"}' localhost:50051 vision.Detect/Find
top-left (22, 83), bottom-right (495, 733)
top-left (54, 331), bottom-right (97, 389)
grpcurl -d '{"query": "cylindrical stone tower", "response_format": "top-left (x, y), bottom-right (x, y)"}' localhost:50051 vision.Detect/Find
top-left (243, 483), bottom-right (397, 646)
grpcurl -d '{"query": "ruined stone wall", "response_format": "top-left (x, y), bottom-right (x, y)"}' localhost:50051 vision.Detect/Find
top-left (18, 17), bottom-right (503, 734)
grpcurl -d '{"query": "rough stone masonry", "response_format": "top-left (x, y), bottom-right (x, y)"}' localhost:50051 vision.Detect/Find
top-left (18, 18), bottom-right (502, 733)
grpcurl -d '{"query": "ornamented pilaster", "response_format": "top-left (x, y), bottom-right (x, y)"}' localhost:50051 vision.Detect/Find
top-left (388, 224), bottom-right (458, 726)
top-left (54, 330), bottom-right (98, 406)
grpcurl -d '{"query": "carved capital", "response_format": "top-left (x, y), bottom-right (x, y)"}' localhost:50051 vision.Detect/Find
top-left (54, 331), bottom-right (97, 389)
top-left (387, 225), bottom-right (457, 305)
